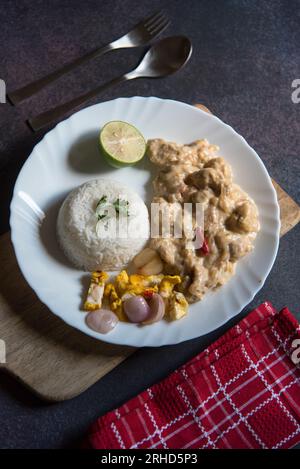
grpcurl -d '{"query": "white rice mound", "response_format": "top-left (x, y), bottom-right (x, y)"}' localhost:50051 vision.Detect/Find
top-left (57, 179), bottom-right (150, 271)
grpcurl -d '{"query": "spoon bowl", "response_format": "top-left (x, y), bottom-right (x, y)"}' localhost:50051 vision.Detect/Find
top-left (132, 36), bottom-right (192, 78)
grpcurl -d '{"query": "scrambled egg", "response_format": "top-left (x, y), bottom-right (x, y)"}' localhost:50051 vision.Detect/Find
top-left (85, 269), bottom-right (189, 322)
top-left (104, 283), bottom-right (127, 321)
top-left (115, 272), bottom-right (163, 299)
top-left (159, 275), bottom-right (181, 299)
top-left (158, 275), bottom-right (188, 321)
top-left (84, 271), bottom-right (109, 311)
top-left (129, 273), bottom-right (163, 288)
top-left (167, 291), bottom-right (189, 321)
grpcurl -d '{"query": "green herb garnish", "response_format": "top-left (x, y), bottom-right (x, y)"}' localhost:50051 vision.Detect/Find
top-left (96, 195), bottom-right (107, 210)
top-left (95, 195), bottom-right (130, 235)
top-left (113, 198), bottom-right (130, 216)
top-left (95, 195), bottom-right (108, 219)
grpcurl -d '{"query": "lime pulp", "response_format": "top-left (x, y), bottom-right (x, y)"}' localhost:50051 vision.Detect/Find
top-left (99, 121), bottom-right (146, 168)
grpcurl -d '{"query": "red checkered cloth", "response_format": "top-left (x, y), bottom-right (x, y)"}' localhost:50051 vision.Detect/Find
top-left (85, 302), bottom-right (300, 449)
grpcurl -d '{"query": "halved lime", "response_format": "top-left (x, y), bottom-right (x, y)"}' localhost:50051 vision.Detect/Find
top-left (99, 121), bottom-right (146, 168)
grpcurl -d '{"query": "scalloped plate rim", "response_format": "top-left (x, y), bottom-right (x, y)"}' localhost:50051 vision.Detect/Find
top-left (9, 96), bottom-right (280, 346)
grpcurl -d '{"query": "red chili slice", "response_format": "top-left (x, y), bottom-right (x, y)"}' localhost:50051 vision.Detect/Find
top-left (143, 289), bottom-right (154, 300)
top-left (194, 227), bottom-right (209, 256)
top-left (200, 237), bottom-right (209, 255)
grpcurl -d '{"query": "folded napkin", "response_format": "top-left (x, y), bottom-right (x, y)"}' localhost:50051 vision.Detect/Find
top-left (85, 302), bottom-right (300, 449)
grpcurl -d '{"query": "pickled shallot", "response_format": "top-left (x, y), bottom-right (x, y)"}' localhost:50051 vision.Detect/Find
top-left (86, 309), bottom-right (118, 334)
top-left (123, 293), bottom-right (166, 325)
top-left (142, 293), bottom-right (165, 325)
top-left (123, 296), bottom-right (151, 323)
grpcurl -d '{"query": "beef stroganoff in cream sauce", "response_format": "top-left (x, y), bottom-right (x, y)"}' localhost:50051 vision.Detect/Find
top-left (147, 138), bottom-right (260, 303)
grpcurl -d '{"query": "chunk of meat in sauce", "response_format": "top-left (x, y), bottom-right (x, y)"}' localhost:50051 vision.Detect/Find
top-left (150, 237), bottom-right (186, 275)
top-left (204, 157), bottom-right (232, 183)
top-left (151, 197), bottom-right (183, 239)
top-left (153, 164), bottom-right (199, 202)
top-left (214, 230), bottom-right (254, 262)
top-left (226, 201), bottom-right (259, 234)
top-left (148, 139), bottom-right (218, 168)
top-left (218, 183), bottom-right (249, 214)
top-left (187, 261), bottom-right (208, 302)
top-left (185, 168), bottom-right (224, 195)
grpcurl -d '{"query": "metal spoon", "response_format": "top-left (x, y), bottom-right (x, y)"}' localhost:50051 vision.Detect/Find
top-left (28, 36), bottom-right (192, 131)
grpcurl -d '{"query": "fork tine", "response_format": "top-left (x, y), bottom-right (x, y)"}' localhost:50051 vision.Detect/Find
top-left (144, 11), bottom-right (165, 28)
top-left (146, 15), bottom-right (168, 33)
top-left (147, 18), bottom-right (170, 35)
top-left (147, 15), bottom-right (168, 33)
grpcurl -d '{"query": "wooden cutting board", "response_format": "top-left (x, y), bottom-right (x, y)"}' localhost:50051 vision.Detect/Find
top-left (0, 104), bottom-right (299, 401)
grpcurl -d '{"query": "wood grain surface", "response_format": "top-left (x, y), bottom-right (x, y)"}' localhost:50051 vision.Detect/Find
top-left (0, 104), bottom-right (299, 401)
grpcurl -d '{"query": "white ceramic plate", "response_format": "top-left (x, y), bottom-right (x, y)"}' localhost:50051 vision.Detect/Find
top-left (10, 97), bottom-right (280, 346)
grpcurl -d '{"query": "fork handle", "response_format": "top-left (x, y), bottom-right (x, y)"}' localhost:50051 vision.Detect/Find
top-left (27, 74), bottom-right (130, 131)
top-left (7, 44), bottom-right (113, 105)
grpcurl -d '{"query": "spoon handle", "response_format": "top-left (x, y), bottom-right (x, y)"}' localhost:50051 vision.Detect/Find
top-left (27, 74), bottom-right (131, 132)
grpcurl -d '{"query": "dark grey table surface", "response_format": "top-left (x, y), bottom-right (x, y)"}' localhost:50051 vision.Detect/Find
top-left (0, 0), bottom-right (299, 449)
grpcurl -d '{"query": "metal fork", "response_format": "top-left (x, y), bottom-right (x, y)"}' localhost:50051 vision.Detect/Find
top-left (7, 11), bottom-right (170, 105)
